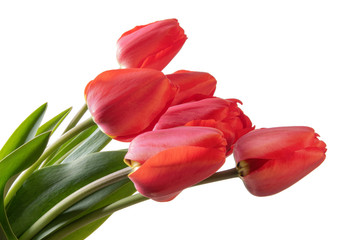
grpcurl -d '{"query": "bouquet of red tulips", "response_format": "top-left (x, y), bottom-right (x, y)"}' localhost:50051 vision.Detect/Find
top-left (0, 19), bottom-right (326, 240)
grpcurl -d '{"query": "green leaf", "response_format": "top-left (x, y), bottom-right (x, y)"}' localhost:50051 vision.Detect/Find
top-left (0, 103), bottom-right (47, 161)
top-left (0, 132), bottom-right (51, 240)
top-left (44, 127), bottom-right (111, 167)
top-left (60, 216), bottom-right (109, 240)
top-left (1, 223), bottom-right (8, 240)
top-left (6, 151), bottom-right (129, 238)
top-left (36, 107), bottom-right (72, 136)
top-left (3, 107), bottom-right (71, 198)
top-left (43, 126), bottom-right (98, 166)
top-left (0, 207), bottom-right (15, 240)
top-left (62, 128), bottom-right (111, 163)
top-left (32, 181), bottom-right (135, 240)
top-left (3, 118), bottom-right (96, 210)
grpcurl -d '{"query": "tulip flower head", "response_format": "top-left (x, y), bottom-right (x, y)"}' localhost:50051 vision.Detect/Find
top-left (166, 70), bottom-right (217, 105)
top-left (155, 97), bottom-right (254, 155)
top-left (116, 18), bottom-right (187, 71)
top-left (85, 68), bottom-right (178, 142)
top-left (124, 126), bottom-right (227, 202)
top-left (234, 126), bottom-right (327, 196)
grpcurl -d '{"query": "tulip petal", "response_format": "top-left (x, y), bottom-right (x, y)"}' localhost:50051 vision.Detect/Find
top-left (234, 126), bottom-right (327, 196)
top-left (166, 70), bottom-right (217, 105)
top-left (234, 127), bottom-right (319, 161)
top-left (155, 98), bottom-right (232, 130)
top-left (116, 19), bottom-right (187, 71)
top-left (129, 145), bottom-right (226, 202)
top-left (139, 37), bottom-right (187, 70)
top-left (85, 69), bottom-right (178, 141)
top-left (186, 118), bottom-right (254, 155)
top-left (242, 147), bottom-right (326, 196)
top-left (155, 97), bottom-right (253, 152)
top-left (124, 126), bottom-right (226, 165)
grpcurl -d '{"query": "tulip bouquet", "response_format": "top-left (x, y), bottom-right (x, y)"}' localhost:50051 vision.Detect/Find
top-left (0, 19), bottom-right (326, 240)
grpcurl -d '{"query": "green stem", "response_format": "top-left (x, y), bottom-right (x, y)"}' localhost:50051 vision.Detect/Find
top-left (196, 167), bottom-right (239, 186)
top-left (47, 167), bottom-right (240, 240)
top-left (4, 117), bottom-right (96, 207)
top-left (18, 167), bottom-right (133, 240)
top-left (47, 194), bottom-right (147, 240)
top-left (63, 104), bottom-right (88, 134)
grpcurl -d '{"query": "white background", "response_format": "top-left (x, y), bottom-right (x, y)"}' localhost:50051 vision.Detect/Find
top-left (1, 1), bottom-right (359, 239)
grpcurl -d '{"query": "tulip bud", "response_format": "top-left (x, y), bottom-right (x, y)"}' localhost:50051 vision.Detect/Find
top-left (166, 70), bottom-right (217, 105)
top-left (154, 97), bottom-right (254, 155)
top-left (125, 126), bottom-right (227, 202)
top-left (233, 126), bottom-right (327, 196)
top-left (116, 18), bottom-right (187, 71)
top-left (85, 68), bottom-right (178, 142)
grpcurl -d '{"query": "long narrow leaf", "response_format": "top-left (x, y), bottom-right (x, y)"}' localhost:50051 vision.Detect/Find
top-left (36, 107), bottom-right (72, 136)
top-left (0, 132), bottom-right (51, 240)
top-left (0, 206), bottom-right (15, 240)
top-left (3, 108), bottom-right (72, 195)
top-left (32, 180), bottom-right (135, 240)
top-left (62, 128), bottom-right (111, 163)
top-left (60, 216), bottom-right (109, 240)
top-left (1, 223), bottom-right (9, 240)
top-left (0, 103), bottom-right (47, 161)
top-left (6, 151), bottom-right (129, 238)
top-left (43, 126), bottom-right (97, 167)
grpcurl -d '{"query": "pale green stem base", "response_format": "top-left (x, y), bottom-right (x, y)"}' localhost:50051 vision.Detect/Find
top-left (47, 194), bottom-right (147, 240)
top-left (19, 167), bottom-right (133, 240)
top-left (47, 168), bottom-right (240, 240)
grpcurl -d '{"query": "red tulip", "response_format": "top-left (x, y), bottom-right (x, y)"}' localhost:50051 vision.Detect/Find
top-left (234, 126), bottom-right (327, 197)
top-left (85, 68), bottom-right (178, 142)
top-left (166, 70), bottom-right (217, 105)
top-left (116, 19), bottom-right (187, 71)
top-left (125, 126), bottom-right (227, 202)
top-left (154, 97), bottom-right (254, 155)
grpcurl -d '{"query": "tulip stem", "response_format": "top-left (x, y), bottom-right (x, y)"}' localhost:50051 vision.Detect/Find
top-left (4, 117), bottom-right (96, 207)
top-left (196, 167), bottom-right (239, 186)
top-left (63, 103), bottom-right (88, 133)
top-left (45, 167), bottom-right (240, 239)
top-left (45, 193), bottom-right (148, 240)
top-left (18, 167), bottom-right (133, 240)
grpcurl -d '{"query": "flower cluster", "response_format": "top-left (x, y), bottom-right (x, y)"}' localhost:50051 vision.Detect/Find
top-left (85, 19), bottom-right (326, 202)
